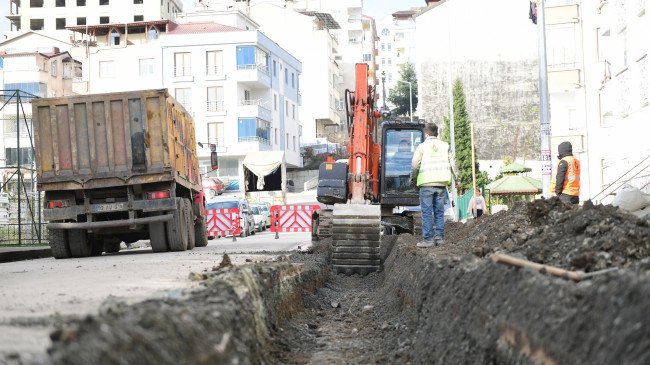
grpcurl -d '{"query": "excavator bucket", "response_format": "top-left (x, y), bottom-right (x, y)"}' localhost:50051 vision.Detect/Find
top-left (331, 204), bottom-right (382, 275)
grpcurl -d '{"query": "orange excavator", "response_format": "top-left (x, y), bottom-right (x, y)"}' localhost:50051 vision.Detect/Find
top-left (312, 63), bottom-right (424, 275)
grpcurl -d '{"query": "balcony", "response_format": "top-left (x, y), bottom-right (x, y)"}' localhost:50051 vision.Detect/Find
top-left (236, 64), bottom-right (271, 89)
top-left (236, 136), bottom-right (272, 151)
top-left (173, 66), bottom-right (193, 82)
top-left (205, 65), bottom-right (225, 81)
top-left (239, 99), bottom-right (272, 121)
top-left (206, 101), bottom-right (226, 116)
top-left (548, 69), bottom-right (581, 92)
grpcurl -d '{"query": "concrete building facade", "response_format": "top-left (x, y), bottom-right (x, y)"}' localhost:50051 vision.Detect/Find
top-left (65, 10), bottom-right (302, 193)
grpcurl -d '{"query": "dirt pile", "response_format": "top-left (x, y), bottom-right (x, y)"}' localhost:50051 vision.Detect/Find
top-left (272, 198), bottom-right (650, 364)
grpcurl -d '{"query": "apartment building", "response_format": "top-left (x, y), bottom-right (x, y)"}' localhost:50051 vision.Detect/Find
top-left (0, 34), bottom-right (81, 192)
top-left (65, 10), bottom-right (302, 192)
top-left (4, 0), bottom-right (182, 41)
top-left (376, 8), bottom-right (420, 110)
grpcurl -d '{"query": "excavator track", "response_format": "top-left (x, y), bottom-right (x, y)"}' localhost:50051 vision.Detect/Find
top-left (311, 210), bottom-right (333, 241)
top-left (331, 204), bottom-right (382, 276)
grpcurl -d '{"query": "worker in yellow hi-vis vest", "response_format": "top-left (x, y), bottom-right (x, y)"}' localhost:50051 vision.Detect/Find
top-left (410, 122), bottom-right (461, 248)
top-left (550, 141), bottom-right (580, 204)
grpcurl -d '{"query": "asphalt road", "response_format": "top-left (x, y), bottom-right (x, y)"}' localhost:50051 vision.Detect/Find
top-left (0, 229), bottom-right (311, 362)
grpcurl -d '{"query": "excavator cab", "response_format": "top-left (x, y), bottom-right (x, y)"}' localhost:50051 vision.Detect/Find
top-left (380, 121), bottom-right (425, 207)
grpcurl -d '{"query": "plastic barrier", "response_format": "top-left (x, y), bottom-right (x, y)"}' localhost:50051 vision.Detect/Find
top-left (270, 205), bottom-right (321, 236)
top-left (206, 208), bottom-right (241, 237)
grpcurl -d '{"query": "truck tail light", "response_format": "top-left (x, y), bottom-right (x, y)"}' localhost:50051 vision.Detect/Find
top-left (47, 200), bottom-right (68, 209)
top-left (147, 191), bottom-right (170, 199)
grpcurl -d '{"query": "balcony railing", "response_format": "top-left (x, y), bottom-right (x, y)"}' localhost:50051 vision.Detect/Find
top-left (206, 101), bottom-right (225, 112)
top-left (238, 136), bottom-right (271, 145)
top-left (240, 99), bottom-right (271, 111)
top-left (237, 64), bottom-right (270, 76)
top-left (206, 65), bottom-right (222, 76)
top-left (174, 66), bottom-right (192, 77)
top-left (207, 137), bottom-right (225, 147)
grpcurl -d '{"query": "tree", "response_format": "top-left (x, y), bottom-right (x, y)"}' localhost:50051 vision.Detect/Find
top-left (441, 78), bottom-right (488, 192)
top-left (387, 63), bottom-right (418, 118)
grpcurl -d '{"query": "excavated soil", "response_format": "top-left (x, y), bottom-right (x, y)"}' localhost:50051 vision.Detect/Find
top-left (37, 198), bottom-right (650, 364)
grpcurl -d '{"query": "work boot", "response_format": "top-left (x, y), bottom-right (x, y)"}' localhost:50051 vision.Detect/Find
top-left (417, 241), bottom-right (435, 248)
top-left (434, 237), bottom-right (444, 246)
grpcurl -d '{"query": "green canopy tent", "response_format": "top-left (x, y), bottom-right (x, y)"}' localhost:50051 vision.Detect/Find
top-left (486, 163), bottom-right (542, 206)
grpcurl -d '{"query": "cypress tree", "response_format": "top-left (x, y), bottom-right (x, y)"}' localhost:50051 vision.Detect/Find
top-left (441, 78), bottom-right (488, 192)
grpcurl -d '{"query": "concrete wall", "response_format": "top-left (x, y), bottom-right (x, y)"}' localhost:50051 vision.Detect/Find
top-left (287, 169), bottom-right (319, 192)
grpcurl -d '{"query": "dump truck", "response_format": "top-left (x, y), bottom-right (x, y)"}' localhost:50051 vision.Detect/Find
top-left (242, 151), bottom-right (286, 205)
top-left (33, 89), bottom-right (211, 258)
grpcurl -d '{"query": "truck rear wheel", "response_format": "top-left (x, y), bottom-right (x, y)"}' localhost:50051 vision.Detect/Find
top-left (184, 199), bottom-right (196, 250)
top-left (167, 198), bottom-right (188, 251)
top-left (103, 240), bottom-right (121, 254)
top-left (69, 229), bottom-right (92, 258)
top-left (48, 228), bottom-right (71, 259)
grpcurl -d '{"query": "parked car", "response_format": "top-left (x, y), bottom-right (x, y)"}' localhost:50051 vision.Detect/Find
top-left (251, 202), bottom-right (271, 227)
top-left (250, 206), bottom-right (266, 232)
top-left (206, 196), bottom-right (254, 237)
top-left (203, 177), bottom-right (225, 198)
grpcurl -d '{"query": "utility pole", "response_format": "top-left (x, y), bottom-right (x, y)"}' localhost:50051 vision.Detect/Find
top-left (381, 71), bottom-right (387, 110)
top-left (537, 0), bottom-right (552, 198)
top-left (446, 1), bottom-right (458, 221)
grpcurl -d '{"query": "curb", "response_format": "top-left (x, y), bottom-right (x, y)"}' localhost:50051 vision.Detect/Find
top-left (0, 247), bottom-right (53, 263)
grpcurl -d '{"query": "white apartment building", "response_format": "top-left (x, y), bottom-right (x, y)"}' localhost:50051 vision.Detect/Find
top-left (580, 0), bottom-right (650, 202)
top-left (66, 10), bottom-right (302, 193)
top-left (0, 35), bottom-right (81, 191)
top-left (4, 0), bottom-right (182, 41)
top-left (376, 8), bottom-right (419, 110)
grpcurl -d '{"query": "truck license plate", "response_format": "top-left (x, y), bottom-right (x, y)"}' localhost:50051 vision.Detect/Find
top-left (95, 203), bottom-right (126, 212)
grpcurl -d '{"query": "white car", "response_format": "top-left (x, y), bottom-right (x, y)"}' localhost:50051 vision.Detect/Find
top-left (250, 205), bottom-right (266, 232)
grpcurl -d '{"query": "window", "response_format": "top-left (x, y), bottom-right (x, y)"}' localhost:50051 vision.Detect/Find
top-left (77, 17), bottom-right (86, 26)
top-left (291, 73), bottom-right (295, 88)
top-left (244, 90), bottom-right (250, 101)
top-left (388, 73), bottom-right (392, 81)
top-left (175, 88), bottom-right (192, 111)
top-left (273, 60), bottom-right (277, 76)
top-left (30, 0), bottom-right (43, 7)
top-left (100, 16), bottom-right (110, 24)
top-left (381, 43), bottom-right (385, 51)
top-left (381, 28), bottom-right (390, 36)
top-left (286, 133), bottom-right (289, 148)
top-left (238, 118), bottom-right (269, 143)
top-left (56, 18), bottom-right (66, 30)
top-left (30, 19), bottom-right (44, 31)
top-left (5, 148), bottom-right (34, 166)
top-left (207, 122), bottom-right (224, 147)
top-left (207, 86), bottom-right (224, 112)
top-left (363, 54), bottom-right (372, 62)
top-left (109, 29), bottom-right (120, 45)
top-left (293, 136), bottom-right (296, 151)
top-left (274, 94), bottom-right (277, 110)
top-left (56, 0), bottom-right (65, 6)
top-left (174, 52), bottom-right (191, 76)
top-left (100, 0), bottom-right (109, 5)
top-left (77, 0), bottom-right (85, 5)
top-left (134, 0), bottom-right (143, 3)
top-left (134, 15), bottom-right (144, 22)
top-left (388, 43), bottom-right (391, 51)
top-left (4, 82), bottom-right (44, 96)
top-left (147, 26), bottom-right (159, 41)
top-left (99, 61), bottom-right (114, 78)
top-left (275, 128), bottom-right (279, 145)
top-left (286, 100), bottom-right (289, 116)
top-left (206, 50), bottom-right (223, 75)
top-left (382, 58), bottom-right (385, 65)
top-left (236, 46), bottom-right (269, 72)
top-left (285, 68), bottom-right (288, 84)
top-left (51, 61), bottom-right (57, 76)
top-left (139, 58), bottom-right (154, 76)
top-left (292, 104), bottom-right (295, 119)
top-left (388, 58), bottom-right (392, 65)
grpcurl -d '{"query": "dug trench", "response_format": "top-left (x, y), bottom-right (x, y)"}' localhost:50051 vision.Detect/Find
top-left (43, 198), bottom-right (649, 364)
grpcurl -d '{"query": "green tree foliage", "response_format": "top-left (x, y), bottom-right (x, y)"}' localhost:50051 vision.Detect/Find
top-left (441, 78), bottom-right (488, 192)
top-left (387, 63), bottom-right (418, 118)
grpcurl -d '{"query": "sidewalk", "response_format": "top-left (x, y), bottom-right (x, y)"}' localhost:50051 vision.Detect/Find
top-left (0, 246), bottom-right (52, 263)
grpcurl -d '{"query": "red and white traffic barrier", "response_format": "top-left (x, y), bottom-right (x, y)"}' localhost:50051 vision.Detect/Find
top-left (270, 205), bottom-right (320, 237)
top-left (206, 208), bottom-right (241, 237)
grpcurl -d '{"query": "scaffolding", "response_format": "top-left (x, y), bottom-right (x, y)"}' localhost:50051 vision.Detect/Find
top-left (0, 89), bottom-right (44, 245)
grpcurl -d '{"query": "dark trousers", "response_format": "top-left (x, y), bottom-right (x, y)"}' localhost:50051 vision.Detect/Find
top-left (559, 193), bottom-right (579, 204)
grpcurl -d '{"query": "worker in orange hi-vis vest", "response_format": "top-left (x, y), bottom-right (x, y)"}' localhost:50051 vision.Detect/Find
top-left (550, 141), bottom-right (581, 204)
